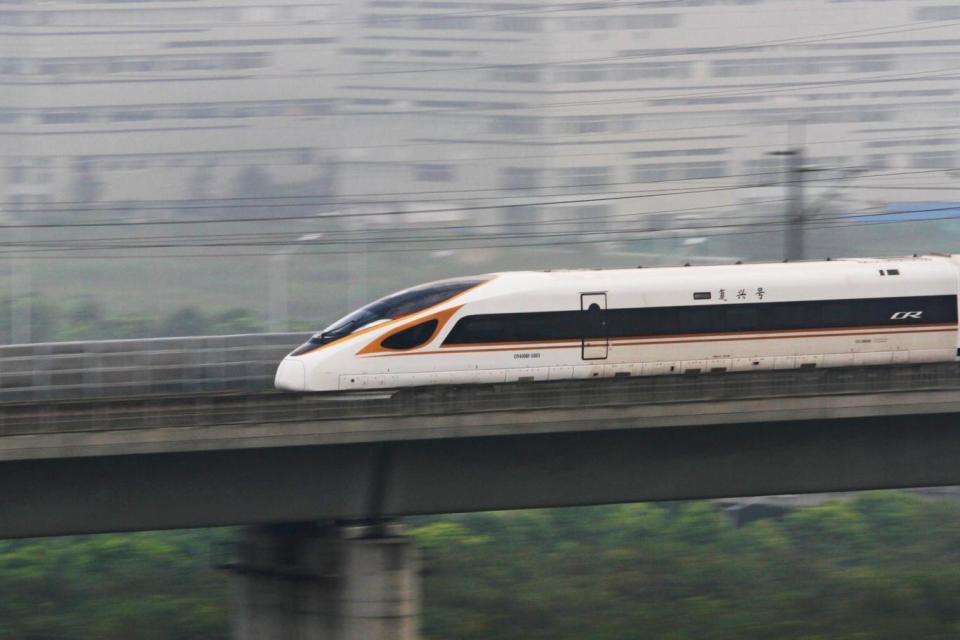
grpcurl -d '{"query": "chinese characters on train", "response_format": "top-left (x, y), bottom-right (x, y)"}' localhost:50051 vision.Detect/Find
top-left (717, 288), bottom-right (765, 301)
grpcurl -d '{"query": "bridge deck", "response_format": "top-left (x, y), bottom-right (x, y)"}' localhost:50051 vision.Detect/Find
top-left (2, 359), bottom-right (960, 461)
top-left (5, 335), bottom-right (960, 537)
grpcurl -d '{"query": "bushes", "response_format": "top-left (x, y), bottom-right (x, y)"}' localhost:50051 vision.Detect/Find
top-left (0, 530), bottom-right (230, 640)
top-left (1, 492), bottom-right (960, 638)
top-left (412, 494), bottom-right (960, 640)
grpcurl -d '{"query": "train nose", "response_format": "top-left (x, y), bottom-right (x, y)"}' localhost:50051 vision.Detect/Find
top-left (275, 357), bottom-right (306, 391)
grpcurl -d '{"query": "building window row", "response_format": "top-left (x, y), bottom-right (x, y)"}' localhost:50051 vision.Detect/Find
top-left (414, 164), bottom-right (455, 182)
top-left (742, 152), bottom-right (949, 174)
top-left (556, 116), bottom-right (730, 137)
top-left (556, 167), bottom-right (613, 191)
top-left (488, 60), bottom-right (692, 85)
top-left (166, 37), bottom-right (336, 49)
top-left (633, 161), bottom-right (728, 183)
top-left (743, 104), bottom-right (896, 124)
top-left (559, 14), bottom-right (678, 30)
top-left (814, 37), bottom-right (960, 49)
top-left (556, 115), bottom-right (635, 135)
top-left (912, 151), bottom-right (956, 169)
top-left (342, 98), bottom-right (517, 111)
top-left (556, 61), bottom-right (692, 83)
top-left (869, 89), bottom-right (955, 99)
top-left (804, 89), bottom-right (955, 103)
top-left (631, 148), bottom-right (730, 159)
top-left (869, 138), bottom-right (957, 149)
top-left (650, 95), bottom-right (766, 107)
top-left (713, 55), bottom-right (896, 77)
top-left (493, 15), bottom-right (542, 32)
top-left (1, 53), bottom-right (270, 77)
top-left (917, 6), bottom-right (960, 20)
top-left (74, 148), bottom-right (317, 172)
top-left (416, 99), bottom-right (518, 109)
top-left (6, 158), bottom-right (54, 185)
top-left (740, 157), bottom-right (854, 179)
top-left (25, 99), bottom-right (334, 126)
top-left (0, 5), bottom-right (326, 27)
top-left (500, 167), bottom-right (540, 191)
top-left (345, 47), bottom-right (481, 59)
top-left (489, 116), bottom-right (542, 135)
top-left (487, 66), bottom-right (543, 83)
top-left (360, 12), bottom-right (677, 31)
top-left (486, 107), bottom-right (900, 136)
top-left (363, 13), bottom-right (481, 29)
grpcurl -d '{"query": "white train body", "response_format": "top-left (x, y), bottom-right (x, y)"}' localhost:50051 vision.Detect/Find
top-left (275, 255), bottom-right (960, 392)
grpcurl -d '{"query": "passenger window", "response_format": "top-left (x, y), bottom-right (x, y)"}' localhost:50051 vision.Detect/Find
top-left (822, 301), bottom-right (853, 326)
top-left (381, 319), bottom-right (439, 350)
top-left (726, 306), bottom-right (759, 332)
top-left (676, 307), bottom-right (712, 333)
top-left (771, 305), bottom-right (798, 330)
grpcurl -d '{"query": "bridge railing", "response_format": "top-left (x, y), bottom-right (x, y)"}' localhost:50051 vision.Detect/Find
top-left (2, 361), bottom-right (960, 438)
top-left (3, 332), bottom-right (960, 429)
top-left (0, 333), bottom-right (311, 404)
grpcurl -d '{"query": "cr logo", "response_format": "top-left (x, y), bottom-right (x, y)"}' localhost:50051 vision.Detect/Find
top-left (890, 311), bottom-right (923, 320)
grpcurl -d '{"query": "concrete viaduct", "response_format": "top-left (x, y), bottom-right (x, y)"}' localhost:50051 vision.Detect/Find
top-left (2, 333), bottom-right (960, 639)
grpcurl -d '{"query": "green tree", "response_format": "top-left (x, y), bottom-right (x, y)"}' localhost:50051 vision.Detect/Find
top-left (161, 307), bottom-right (210, 337)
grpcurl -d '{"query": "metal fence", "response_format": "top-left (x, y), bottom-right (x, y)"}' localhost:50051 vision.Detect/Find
top-left (0, 333), bottom-right (310, 404)
top-left (2, 356), bottom-right (960, 437)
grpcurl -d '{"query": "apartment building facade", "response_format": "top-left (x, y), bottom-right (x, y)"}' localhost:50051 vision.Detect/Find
top-left (0, 0), bottom-right (341, 218)
top-left (335, 0), bottom-right (960, 251)
top-left (2, 0), bottom-right (958, 255)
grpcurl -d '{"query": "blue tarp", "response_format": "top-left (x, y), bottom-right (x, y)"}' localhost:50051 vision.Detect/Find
top-left (851, 202), bottom-right (960, 224)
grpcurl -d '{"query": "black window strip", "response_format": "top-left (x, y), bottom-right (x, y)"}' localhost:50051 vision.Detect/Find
top-left (381, 319), bottom-right (439, 350)
top-left (442, 295), bottom-right (957, 345)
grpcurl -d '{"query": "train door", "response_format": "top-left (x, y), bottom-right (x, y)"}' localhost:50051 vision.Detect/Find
top-left (581, 292), bottom-right (608, 360)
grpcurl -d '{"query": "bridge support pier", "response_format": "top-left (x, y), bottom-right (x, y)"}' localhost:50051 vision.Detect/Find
top-left (226, 522), bottom-right (420, 640)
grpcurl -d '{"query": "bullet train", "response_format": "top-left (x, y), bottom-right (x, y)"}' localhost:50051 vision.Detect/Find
top-left (275, 255), bottom-right (960, 392)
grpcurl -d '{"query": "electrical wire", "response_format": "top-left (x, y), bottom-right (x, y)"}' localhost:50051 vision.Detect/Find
top-left (1, 167), bottom-right (953, 230)
top-left (3, 124), bottom-right (958, 173)
top-left (0, 211), bottom-right (953, 260)
top-left (0, 198), bottom-right (794, 248)
top-left (0, 168), bottom-right (795, 211)
top-left (3, 201), bottom-right (960, 258)
top-left (22, 180), bottom-right (956, 251)
top-left (0, 207), bottom-right (799, 253)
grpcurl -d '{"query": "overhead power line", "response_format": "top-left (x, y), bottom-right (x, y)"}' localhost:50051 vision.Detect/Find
top-left (0, 206), bottom-right (799, 253)
top-left (0, 168), bottom-right (930, 229)
top-left (0, 199), bottom-right (793, 248)
top-left (2, 201), bottom-right (960, 259)
top-left (0, 127), bottom-right (933, 209)
top-left (1, 209), bottom-right (956, 260)
top-left (1, 167), bottom-right (954, 230)
top-left (0, 168), bottom-right (796, 211)
top-left (0, 128), bottom-right (957, 172)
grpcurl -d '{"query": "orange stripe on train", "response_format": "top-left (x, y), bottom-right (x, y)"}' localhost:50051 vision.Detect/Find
top-left (363, 324), bottom-right (957, 357)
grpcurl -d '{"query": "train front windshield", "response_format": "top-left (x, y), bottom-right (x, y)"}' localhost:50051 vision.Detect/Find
top-left (290, 277), bottom-right (488, 355)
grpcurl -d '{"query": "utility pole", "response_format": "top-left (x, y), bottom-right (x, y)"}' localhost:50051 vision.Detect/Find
top-left (769, 147), bottom-right (807, 261)
top-left (268, 233), bottom-right (324, 333)
top-left (10, 225), bottom-right (32, 345)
